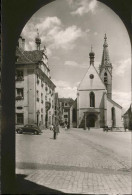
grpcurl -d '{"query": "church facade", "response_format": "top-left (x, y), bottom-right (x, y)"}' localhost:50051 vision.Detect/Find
top-left (77, 35), bottom-right (123, 129)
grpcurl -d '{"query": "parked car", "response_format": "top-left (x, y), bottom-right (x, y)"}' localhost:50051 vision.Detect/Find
top-left (16, 124), bottom-right (42, 135)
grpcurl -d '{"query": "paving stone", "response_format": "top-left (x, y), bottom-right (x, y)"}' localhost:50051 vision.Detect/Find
top-left (16, 128), bottom-right (132, 194)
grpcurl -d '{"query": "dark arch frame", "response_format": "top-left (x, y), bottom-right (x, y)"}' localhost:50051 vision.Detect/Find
top-left (1, 0), bottom-right (132, 193)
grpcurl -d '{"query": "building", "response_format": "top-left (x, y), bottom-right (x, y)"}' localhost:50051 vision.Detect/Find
top-left (15, 32), bottom-right (56, 129)
top-left (59, 98), bottom-right (74, 127)
top-left (123, 104), bottom-right (132, 130)
top-left (77, 34), bottom-right (123, 129)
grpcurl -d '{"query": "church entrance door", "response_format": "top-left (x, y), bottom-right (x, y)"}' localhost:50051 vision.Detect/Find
top-left (86, 114), bottom-right (96, 127)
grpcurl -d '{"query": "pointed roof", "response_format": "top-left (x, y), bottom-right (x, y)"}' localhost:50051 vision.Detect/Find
top-left (16, 46), bottom-right (44, 64)
top-left (78, 64), bottom-right (106, 91)
top-left (100, 34), bottom-right (111, 67)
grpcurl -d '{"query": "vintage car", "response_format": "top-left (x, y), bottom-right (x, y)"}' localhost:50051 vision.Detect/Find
top-left (16, 124), bottom-right (42, 135)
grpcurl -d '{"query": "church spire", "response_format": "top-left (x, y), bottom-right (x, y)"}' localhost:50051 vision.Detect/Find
top-left (99, 34), bottom-right (113, 99)
top-left (35, 29), bottom-right (41, 50)
top-left (100, 34), bottom-right (112, 69)
top-left (89, 45), bottom-right (95, 66)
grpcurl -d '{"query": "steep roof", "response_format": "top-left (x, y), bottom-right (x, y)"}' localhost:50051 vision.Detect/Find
top-left (78, 64), bottom-right (106, 91)
top-left (16, 47), bottom-right (44, 64)
top-left (107, 98), bottom-right (122, 109)
top-left (124, 104), bottom-right (132, 116)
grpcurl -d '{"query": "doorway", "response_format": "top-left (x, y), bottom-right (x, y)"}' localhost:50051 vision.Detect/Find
top-left (87, 114), bottom-right (96, 127)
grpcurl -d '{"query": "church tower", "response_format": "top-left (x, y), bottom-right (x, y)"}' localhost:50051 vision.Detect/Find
top-left (99, 34), bottom-right (112, 99)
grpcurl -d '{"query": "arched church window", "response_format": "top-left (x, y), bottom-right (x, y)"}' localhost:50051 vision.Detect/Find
top-left (90, 92), bottom-right (95, 107)
top-left (104, 72), bottom-right (107, 83)
top-left (111, 107), bottom-right (116, 127)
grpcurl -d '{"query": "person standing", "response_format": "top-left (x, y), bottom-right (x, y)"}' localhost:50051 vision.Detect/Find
top-left (53, 118), bottom-right (59, 139)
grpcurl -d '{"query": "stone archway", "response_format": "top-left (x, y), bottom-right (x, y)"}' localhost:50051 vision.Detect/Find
top-left (1, 0), bottom-right (132, 193)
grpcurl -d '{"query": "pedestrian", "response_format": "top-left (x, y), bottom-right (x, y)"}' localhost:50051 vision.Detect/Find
top-left (53, 118), bottom-right (60, 139)
top-left (64, 123), bottom-right (67, 130)
top-left (87, 124), bottom-right (90, 131)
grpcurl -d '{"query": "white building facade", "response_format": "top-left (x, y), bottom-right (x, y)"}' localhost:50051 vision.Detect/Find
top-left (15, 34), bottom-right (55, 129)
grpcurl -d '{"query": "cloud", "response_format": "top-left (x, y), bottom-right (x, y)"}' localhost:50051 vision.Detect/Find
top-left (94, 32), bottom-right (98, 36)
top-left (67, 0), bottom-right (97, 16)
top-left (85, 28), bottom-right (90, 33)
top-left (21, 16), bottom-right (83, 53)
top-left (112, 90), bottom-right (131, 112)
top-left (53, 79), bottom-right (77, 99)
top-left (47, 25), bottom-right (83, 50)
top-left (64, 60), bottom-right (88, 68)
top-left (114, 58), bottom-right (131, 76)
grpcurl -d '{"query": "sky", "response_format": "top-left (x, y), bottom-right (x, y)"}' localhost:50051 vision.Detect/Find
top-left (21, 0), bottom-right (131, 113)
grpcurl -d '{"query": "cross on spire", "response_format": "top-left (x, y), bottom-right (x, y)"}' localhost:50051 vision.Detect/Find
top-left (37, 29), bottom-right (39, 37)
top-left (91, 45), bottom-right (93, 52)
top-left (104, 33), bottom-right (107, 41)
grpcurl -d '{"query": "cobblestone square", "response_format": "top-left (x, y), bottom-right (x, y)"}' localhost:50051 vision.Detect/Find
top-left (16, 128), bottom-right (132, 194)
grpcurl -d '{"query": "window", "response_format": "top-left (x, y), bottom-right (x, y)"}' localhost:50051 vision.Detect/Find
top-left (41, 81), bottom-right (44, 87)
top-left (41, 93), bottom-right (43, 103)
top-left (89, 74), bottom-right (94, 79)
top-left (111, 107), bottom-right (116, 127)
top-left (36, 90), bottom-right (39, 101)
top-left (41, 108), bottom-right (43, 113)
top-left (16, 70), bottom-right (24, 81)
top-left (16, 113), bottom-right (24, 124)
top-left (17, 106), bottom-right (23, 110)
top-left (64, 108), bottom-right (68, 112)
top-left (37, 74), bottom-right (39, 84)
top-left (90, 92), bottom-right (95, 107)
top-left (16, 88), bottom-right (24, 100)
top-left (65, 103), bottom-right (68, 106)
top-left (41, 115), bottom-right (43, 124)
top-left (64, 115), bottom-right (68, 118)
top-left (104, 72), bottom-right (107, 83)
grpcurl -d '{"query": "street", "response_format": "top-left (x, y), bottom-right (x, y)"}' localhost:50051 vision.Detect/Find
top-left (16, 128), bottom-right (132, 194)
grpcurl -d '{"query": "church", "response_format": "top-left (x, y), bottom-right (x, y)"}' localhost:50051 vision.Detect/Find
top-left (76, 34), bottom-right (123, 129)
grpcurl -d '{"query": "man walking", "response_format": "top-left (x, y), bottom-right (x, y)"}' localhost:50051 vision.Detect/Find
top-left (53, 117), bottom-right (59, 139)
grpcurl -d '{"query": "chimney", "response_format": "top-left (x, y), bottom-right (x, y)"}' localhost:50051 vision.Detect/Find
top-left (18, 36), bottom-right (25, 51)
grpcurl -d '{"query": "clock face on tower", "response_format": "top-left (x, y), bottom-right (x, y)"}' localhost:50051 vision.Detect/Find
top-left (89, 74), bottom-right (94, 79)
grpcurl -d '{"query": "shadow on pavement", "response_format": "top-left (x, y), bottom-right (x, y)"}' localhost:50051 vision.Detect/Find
top-left (16, 174), bottom-right (65, 194)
